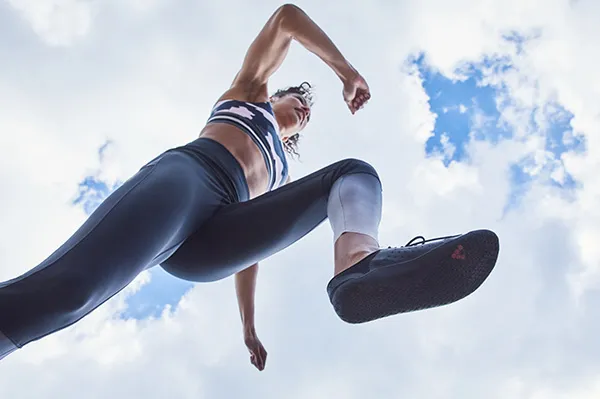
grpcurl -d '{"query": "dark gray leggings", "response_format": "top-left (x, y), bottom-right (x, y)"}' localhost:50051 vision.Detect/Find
top-left (0, 138), bottom-right (379, 349)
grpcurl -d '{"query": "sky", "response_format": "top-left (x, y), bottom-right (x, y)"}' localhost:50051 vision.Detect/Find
top-left (1, 0), bottom-right (600, 398)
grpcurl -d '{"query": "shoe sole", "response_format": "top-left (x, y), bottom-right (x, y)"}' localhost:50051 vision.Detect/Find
top-left (331, 229), bottom-right (500, 323)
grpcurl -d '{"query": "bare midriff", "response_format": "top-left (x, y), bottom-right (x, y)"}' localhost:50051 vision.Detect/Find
top-left (199, 123), bottom-right (270, 199)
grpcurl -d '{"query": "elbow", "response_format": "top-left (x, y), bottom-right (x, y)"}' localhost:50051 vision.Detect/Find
top-left (278, 3), bottom-right (301, 15)
top-left (275, 4), bottom-right (302, 33)
top-left (277, 3), bottom-right (300, 13)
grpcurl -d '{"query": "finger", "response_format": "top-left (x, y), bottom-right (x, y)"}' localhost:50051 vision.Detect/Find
top-left (259, 347), bottom-right (267, 368)
top-left (258, 356), bottom-right (265, 371)
top-left (258, 350), bottom-right (267, 370)
top-left (253, 346), bottom-right (263, 370)
top-left (255, 355), bottom-right (264, 371)
top-left (252, 354), bottom-right (263, 371)
top-left (261, 347), bottom-right (268, 365)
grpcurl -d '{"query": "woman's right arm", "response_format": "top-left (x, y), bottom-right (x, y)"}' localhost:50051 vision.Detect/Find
top-left (271, 4), bottom-right (358, 84)
top-left (229, 4), bottom-right (369, 111)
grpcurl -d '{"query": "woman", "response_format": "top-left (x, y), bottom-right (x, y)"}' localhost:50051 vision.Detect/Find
top-left (0, 4), bottom-right (499, 369)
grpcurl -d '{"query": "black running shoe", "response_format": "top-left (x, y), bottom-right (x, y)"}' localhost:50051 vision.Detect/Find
top-left (327, 229), bottom-right (500, 323)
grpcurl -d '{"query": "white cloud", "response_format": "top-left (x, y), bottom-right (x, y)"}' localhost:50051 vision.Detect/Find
top-left (1, 0), bottom-right (600, 398)
top-left (6, 0), bottom-right (97, 46)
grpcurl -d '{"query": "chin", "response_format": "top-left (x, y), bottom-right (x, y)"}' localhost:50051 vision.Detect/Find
top-left (283, 116), bottom-right (301, 132)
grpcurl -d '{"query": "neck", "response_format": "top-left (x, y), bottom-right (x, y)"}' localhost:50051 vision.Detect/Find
top-left (275, 113), bottom-right (293, 139)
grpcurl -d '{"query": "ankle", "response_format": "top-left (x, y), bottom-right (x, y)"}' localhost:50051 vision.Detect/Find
top-left (334, 246), bottom-right (379, 275)
top-left (333, 232), bottom-right (380, 275)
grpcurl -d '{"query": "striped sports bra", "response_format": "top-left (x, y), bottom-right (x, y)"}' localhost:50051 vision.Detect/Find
top-left (207, 99), bottom-right (289, 191)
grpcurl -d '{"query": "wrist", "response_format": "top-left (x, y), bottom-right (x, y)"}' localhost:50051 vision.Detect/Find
top-left (336, 62), bottom-right (358, 84)
top-left (243, 324), bottom-right (256, 336)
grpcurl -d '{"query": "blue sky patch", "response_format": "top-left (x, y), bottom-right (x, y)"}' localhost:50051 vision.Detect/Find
top-left (73, 176), bottom-right (121, 215)
top-left (412, 53), bottom-right (511, 166)
top-left (119, 269), bottom-right (194, 320)
top-left (411, 38), bottom-right (585, 211)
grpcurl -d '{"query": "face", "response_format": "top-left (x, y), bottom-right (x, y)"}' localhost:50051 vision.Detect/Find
top-left (271, 93), bottom-right (311, 140)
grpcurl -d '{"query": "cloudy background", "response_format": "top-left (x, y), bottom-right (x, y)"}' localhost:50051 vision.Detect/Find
top-left (1, 0), bottom-right (599, 397)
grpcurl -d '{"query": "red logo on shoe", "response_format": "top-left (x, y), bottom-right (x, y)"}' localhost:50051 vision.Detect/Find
top-left (451, 245), bottom-right (466, 260)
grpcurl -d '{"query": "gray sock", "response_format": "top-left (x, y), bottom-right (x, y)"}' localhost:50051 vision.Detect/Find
top-left (327, 173), bottom-right (383, 243)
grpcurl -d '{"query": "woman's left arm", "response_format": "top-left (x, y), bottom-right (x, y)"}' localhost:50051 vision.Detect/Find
top-left (235, 263), bottom-right (258, 331)
top-left (235, 263), bottom-right (268, 370)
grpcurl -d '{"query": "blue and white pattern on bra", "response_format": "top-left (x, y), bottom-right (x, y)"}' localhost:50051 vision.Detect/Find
top-left (208, 99), bottom-right (289, 190)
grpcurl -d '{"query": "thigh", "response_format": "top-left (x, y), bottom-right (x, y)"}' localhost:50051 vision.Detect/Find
top-left (0, 151), bottom-right (224, 345)
top-left (161, 158), bottom-right (380, 282)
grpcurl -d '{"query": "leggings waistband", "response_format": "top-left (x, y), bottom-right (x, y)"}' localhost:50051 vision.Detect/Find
top-left (171, 137), bottom-right (250, 203)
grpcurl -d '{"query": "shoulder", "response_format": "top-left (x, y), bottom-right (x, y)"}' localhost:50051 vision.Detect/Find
top-left (217, 82), bottom-right (270, 104)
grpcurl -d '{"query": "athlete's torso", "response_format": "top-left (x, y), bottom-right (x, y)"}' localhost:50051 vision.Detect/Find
top-left (199, 93), bottom-right (288, 199)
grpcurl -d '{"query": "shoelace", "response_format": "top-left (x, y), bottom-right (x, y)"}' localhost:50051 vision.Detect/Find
top-left (387, 234), bottom-right (461, 249)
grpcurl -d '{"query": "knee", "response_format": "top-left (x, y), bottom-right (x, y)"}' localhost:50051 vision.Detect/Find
top-left (337, 158), bottom-right (380, 182)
